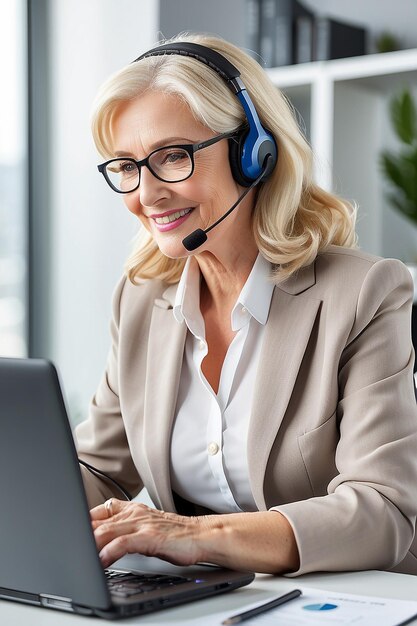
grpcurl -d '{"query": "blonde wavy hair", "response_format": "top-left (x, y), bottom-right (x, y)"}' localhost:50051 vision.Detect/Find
top-left (91, 32), bottom-right (357, 284)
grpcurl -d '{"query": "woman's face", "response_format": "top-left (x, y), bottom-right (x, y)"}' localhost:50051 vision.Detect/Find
top-left (110, 90), bottom-right (256, 260)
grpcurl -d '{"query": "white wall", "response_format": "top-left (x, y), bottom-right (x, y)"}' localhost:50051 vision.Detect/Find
top-left (159, 0), bottom-right (246, 48)
top-left (47, 0), bottom-right (158, 423)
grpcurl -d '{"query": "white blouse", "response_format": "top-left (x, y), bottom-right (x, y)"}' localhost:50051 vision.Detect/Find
top-left (170, 253), bottom-right (274, 513)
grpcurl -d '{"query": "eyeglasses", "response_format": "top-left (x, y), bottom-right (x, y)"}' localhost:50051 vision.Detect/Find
top-left (97, 130), bottom-right (239, 194)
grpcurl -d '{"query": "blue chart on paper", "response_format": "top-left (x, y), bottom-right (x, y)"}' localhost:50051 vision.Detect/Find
top-left (303, 603), bottom-right (338, 611)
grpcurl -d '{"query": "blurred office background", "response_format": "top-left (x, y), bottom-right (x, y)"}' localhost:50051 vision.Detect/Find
top-left (2, 0), bottom-right (417, 424)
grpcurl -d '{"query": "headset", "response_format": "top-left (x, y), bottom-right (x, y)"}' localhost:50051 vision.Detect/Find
top-left (133, 42), bottom-right (278, 188)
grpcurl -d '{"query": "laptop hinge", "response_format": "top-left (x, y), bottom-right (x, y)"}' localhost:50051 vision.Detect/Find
top-left (40, 593), bottom-right (73, 612)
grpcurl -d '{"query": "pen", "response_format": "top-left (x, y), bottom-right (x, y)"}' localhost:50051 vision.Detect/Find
top-left (222, 589), bottom-right (302, 625)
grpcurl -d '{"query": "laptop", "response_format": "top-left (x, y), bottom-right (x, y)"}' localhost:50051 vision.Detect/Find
top-left (0, 357), bottom-right (254, 619)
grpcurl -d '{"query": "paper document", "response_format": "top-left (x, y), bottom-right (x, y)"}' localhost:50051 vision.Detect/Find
top-left (239, 586), bottom-right (417, 625)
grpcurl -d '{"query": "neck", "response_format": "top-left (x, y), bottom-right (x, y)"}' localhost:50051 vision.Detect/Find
top-left (196, 245), bottom-right (258, 314)
top-left (193, 187), bottom-right (258, 311)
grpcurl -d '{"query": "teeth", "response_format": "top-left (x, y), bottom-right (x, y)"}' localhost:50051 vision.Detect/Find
top-left (155, 208), bottom-right (193, 224)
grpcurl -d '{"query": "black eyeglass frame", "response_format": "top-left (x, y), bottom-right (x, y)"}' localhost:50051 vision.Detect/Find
top-left (97, 129), bottom-right (241, 194)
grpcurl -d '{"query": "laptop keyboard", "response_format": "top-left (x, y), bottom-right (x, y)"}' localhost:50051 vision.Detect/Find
top-left (105, 569), bottom-right (191, 598)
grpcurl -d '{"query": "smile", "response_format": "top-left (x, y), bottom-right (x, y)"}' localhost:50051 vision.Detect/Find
top-left (152, 208), bottom-right (195, 232)
top-left (154, 208), bottom-right (193, 224)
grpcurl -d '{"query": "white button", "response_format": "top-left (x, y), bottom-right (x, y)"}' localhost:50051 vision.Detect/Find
top-left (241, 307), bottom-right (248, 315)
top-left (199, 340), bottom-right (206, 350)
top-left (207, 441), bottom-right (219, 456)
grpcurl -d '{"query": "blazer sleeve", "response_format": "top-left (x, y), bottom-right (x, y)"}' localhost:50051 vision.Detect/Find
top-left (272, 258), bottom-right (417, 575)
top-left (74, 276), bottom-right (143, 508)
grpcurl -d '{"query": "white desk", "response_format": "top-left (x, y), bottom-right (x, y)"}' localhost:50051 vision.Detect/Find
top-left (1, 568), bottom-right (417, 625)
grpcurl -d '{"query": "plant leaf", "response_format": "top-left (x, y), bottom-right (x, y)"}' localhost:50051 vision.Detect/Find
top-left (390, 89), bottom-right (417, 145)
top-left (387, 192), bottom-right (417, 223)
top-left (380, 152), bottom-right (406, 189)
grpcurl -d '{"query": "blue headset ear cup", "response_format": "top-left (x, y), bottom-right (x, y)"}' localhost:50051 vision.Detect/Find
top-left (257, 137), bottom-right (278, 180)
top-left (228, 130), bottom-right (253, 187)
top-left (229, 129), bottom-right (278, 186)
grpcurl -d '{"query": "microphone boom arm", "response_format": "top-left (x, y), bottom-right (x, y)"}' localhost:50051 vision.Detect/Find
top-left (182, 154), bottom-right (274, 252)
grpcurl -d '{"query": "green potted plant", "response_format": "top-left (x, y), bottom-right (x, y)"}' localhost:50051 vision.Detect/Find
top-left (380, 87), bottom-right (417, 300)
top-left (375, 31), bottom-right (401, 54)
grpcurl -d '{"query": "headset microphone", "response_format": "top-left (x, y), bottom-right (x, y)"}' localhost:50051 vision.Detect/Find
top-left (182, 154), bottom-right (274, 252)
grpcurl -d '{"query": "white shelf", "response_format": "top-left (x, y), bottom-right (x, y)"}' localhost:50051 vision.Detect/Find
top-left (267, 48), bottom-right (417, 89)
top-left (266, 49), bottom-right (417, 259)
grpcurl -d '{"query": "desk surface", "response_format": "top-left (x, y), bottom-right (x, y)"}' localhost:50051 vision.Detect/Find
top-left (2, 567), bottom-right (417, 626)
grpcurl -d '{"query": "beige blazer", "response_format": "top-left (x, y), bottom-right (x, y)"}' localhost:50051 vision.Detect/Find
top-left (75, 245), bottom-right (417, 576)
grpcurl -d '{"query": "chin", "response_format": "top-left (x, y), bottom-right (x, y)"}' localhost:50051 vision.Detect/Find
top-left (156, 240), bottom-right (190, 260)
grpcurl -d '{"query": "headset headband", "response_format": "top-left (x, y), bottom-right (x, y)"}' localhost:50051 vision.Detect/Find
top-left (134, 42), bottom-right (245, 95)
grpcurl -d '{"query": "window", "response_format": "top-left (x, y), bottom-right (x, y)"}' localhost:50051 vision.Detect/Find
top-left (0, 0), bottom-right (27, 356)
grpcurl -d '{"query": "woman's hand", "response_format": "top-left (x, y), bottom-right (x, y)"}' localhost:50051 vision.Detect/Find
top-left (91, 499), bottom-right (205, 569)
top-left (91, 499), bottom-right (299, 574)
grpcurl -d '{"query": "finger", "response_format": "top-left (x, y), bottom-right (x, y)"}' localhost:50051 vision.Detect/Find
top-left (90, 498), bottom-right (126, 521)
top-left (93, 504), bottom-right (157, 548)
top-left (98, 526), bottom-right (199, 569)
top-left (94, 518), bottom-right (141, 553)
top-left (92, 502), bottom-right (152, 530)
top-left (99, 533), bottom-right (150, 569)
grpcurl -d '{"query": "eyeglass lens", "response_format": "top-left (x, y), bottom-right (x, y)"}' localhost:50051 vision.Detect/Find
top-left (105, 147), bottom-right (193, 192)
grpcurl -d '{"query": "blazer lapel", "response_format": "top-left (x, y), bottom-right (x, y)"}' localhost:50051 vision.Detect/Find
top-left (248, 263), bottom-right (322, 509)
top-left (143, 285), bottom-right (186, 511)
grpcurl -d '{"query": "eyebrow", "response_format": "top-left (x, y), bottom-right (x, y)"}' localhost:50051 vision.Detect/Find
top-left (113, 137), bottom-right (198, 158)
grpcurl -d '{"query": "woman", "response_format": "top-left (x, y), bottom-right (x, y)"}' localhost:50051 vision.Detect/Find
top-left (75, 32), bottom-right (417, 576)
